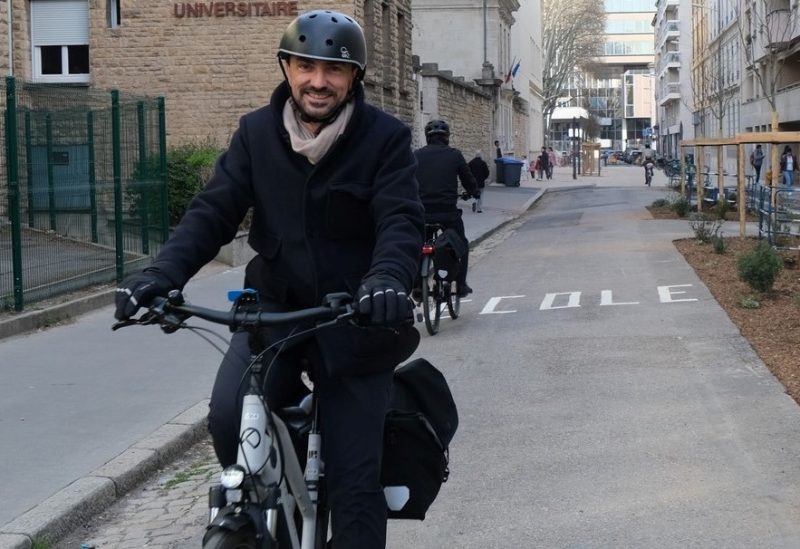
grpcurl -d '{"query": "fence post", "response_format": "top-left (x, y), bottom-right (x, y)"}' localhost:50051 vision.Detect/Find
top-left (87, 111), bottom-right (98, 243)
top-left (112, 90), bottom-right (124, 282)
top-left (24, 110), bottom-right (34, 227)
top-left (136, 101), bottom-right (150, 255)
top-left (5, 76), bottom-right (24, 311)
top-left (45, 113), bottom-right (56, 231)
top-left (157, 96), bottom-right (169, 244)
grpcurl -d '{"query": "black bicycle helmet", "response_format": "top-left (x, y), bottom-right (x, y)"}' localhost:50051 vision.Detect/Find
top-left (424, 119), bottom-right (450, 138)
top-left (278, 10), bottom-right (367, 76)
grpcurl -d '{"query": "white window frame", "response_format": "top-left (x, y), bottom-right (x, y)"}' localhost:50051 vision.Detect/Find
top-left (31, 0), bottom-right (90, 84)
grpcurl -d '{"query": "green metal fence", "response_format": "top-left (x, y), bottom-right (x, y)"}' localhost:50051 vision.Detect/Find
top-left (1, 76), bottom-right (168, 311)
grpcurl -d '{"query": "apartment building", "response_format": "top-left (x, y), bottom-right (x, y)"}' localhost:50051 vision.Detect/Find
top-left (653, 0), bottom-right (695, 159)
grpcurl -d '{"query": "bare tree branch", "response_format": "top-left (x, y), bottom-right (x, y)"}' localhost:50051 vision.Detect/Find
top-left (541, 0), bottom-right (606, 126)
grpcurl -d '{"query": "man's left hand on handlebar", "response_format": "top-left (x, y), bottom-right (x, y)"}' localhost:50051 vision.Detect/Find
top-left (114, 270), bottom-right (175, 320)
top-left (356, 272), bottom-right (412, 325)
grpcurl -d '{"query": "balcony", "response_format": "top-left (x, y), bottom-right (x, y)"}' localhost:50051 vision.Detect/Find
top-left (658, 82), bottom-right (681, 106)
top-left (765, 9), bottom-right (792, 50)
top-left (657, 20), bottom-right (680, 51)
top-left (657, 51), bottom-right (681, 78)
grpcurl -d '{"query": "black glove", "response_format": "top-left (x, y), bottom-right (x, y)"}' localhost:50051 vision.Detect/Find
top-left (356, 273), bottom-right (412, 326)
top-left (114, 269), bottom-right (175, 320)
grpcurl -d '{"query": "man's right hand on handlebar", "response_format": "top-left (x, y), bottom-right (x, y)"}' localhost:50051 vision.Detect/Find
top-left (114, 269), bottom-right (175, 320)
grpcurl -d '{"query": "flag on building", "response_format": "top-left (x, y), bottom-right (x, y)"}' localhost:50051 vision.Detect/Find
top-left (504, 57), bottom-right (520, 84)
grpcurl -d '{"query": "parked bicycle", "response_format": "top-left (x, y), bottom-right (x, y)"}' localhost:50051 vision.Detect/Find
top-left (114, 290), bottom-right (363, 549)
top-left (416, 223), bottom-right (462, 336)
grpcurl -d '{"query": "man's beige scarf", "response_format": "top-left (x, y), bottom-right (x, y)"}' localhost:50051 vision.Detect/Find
top-left (282, 99), bottom-right (354, 165)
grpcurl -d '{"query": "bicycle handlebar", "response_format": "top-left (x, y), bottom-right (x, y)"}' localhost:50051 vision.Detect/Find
top-left (112, 291), bottom-right (357, 333)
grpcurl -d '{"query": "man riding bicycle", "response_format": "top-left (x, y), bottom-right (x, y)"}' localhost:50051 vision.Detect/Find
top-left (414, 119), bottom-right (479, 296)
top-left (114, 10), bottom-right (424, 548)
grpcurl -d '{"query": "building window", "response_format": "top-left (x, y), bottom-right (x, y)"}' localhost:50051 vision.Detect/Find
top-left (108, 0), bottom-right (120, 28)
top-left (31, 0), bottom-right (90, 84)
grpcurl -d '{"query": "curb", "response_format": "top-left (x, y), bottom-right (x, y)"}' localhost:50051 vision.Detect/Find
top-left (0, 289), bottom-right (115, 343)
top-left (0, 401), bottom-right (210, 549)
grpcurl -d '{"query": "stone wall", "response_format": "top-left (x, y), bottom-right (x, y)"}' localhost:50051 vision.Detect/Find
top-left (419, 63), bottom-right (493, 161)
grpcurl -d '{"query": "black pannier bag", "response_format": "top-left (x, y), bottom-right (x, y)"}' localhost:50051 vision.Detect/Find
top-left (433, 228), bottom-right (467, 281)
top-left (381, 358), bottom-right (458, 520)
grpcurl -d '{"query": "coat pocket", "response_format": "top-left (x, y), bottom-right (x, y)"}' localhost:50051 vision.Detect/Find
top-left (326, 181), bottom-right (374, 240)
top-left (245, 234), bottom-right (288, 303)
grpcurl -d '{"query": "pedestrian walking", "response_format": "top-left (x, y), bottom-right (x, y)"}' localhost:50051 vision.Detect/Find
top-left (547, 146), bottom-right (556, 178)
top-left (468, 151), bottom-right (490, 213)
top-left (780, 145), bottom-right (797, 187)
top-left (537, 147), bottom-right (550, 181)
top-left (750, 144), bottom-right (765, 184)
top-left (494, 140), bottom-right (503, 158)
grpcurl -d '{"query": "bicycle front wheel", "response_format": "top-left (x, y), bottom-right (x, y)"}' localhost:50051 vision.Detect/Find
top-left (203, 527), bottom-right (261, 549)
top-left (447, 281), bottom-right (461, 319)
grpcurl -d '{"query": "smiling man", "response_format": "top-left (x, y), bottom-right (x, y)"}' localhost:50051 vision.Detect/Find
top-left (114, 9), bottom-right (424, 549)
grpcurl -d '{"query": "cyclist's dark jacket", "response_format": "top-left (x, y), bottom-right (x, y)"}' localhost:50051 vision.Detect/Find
top-left (414, 142), bottom-right (478, 214)
top-left (148, 82), bottom-right (424, 375)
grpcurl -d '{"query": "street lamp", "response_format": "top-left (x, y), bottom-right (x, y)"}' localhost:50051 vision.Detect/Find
top-left (572, 117), bottom-right (577, 180)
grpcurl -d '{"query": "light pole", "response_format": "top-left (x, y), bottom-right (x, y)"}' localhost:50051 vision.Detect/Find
top-left (572, 116), bottom-right (577, 180)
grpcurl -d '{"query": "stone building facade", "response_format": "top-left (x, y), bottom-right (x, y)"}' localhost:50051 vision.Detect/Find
top-left (417, 62), bottom-right (493, 155)
top-left (2, 0), bottom-right (414, 148)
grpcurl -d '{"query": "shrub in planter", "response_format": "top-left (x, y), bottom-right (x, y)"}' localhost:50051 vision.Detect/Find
top-left (672, 196), bottom-right (689, 217)
top-left (737, 241), bottom-right (783, 293)
top-left (167, 143), bottom-right (223, 225)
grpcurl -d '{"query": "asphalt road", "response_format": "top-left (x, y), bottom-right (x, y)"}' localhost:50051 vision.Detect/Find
top-left (388, 187), bottom-right (800, 547)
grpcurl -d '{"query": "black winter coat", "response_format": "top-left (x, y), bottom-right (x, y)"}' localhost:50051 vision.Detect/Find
top-left (149, 82), bottom-right (425, 375)
top-left (468, 156), bottom-right (490, 189)
top-left (414, 142), bottom-right (478, 214)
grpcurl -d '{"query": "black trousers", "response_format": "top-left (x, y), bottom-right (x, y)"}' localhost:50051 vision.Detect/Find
top-left (425, 210), bottom-right (469, 286)
top-left (208, 331), bottom-right (393, 548)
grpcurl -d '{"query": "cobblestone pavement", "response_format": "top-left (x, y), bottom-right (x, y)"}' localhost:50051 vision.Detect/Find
top-left (56, 438), bottom-right (218, 549)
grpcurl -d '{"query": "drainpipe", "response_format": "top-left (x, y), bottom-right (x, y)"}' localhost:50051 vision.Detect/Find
top-left (6, 0), bottom-right (12, 76)
top-left (483, 0), bottom-right (487, 63)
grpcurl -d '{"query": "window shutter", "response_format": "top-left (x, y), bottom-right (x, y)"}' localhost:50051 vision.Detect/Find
top-left (31, 0), bottom-right (89, 46)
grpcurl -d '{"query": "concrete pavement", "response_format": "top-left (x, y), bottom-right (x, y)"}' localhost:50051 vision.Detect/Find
top-left (0, 167), bottom-right (575, 549)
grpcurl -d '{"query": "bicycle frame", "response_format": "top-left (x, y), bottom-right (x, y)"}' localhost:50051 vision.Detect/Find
top-left (115, 291), bottom-right (356, 549)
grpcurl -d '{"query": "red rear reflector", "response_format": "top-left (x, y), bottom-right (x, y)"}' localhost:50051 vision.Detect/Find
top-left (422, 245), bottom-right (434, 254)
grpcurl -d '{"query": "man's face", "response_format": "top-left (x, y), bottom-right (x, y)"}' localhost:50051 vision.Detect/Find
top-left (285, 56), bottom-right (357, 123)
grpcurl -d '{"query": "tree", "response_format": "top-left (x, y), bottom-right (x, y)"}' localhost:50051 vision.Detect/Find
top-left (541, 0), bottom-right (606, 139)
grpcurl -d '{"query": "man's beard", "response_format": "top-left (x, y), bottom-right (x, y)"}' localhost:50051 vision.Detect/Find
top-left (292, 86), bottom-right (350, 125)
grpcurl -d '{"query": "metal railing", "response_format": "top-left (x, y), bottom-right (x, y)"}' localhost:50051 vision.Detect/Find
top-left (2, 77), bottom-right (168, 311)
top-left (757, 184), bottom-right (800, 250)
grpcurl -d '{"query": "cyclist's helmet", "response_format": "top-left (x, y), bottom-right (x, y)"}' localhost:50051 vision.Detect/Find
top-left (278, 10), bottom-right (367, 79)
top-left (424, 119), bottom-right (450, 138)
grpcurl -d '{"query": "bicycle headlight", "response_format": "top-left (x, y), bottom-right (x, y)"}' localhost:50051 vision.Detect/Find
top-left (220, 465), bottom-right (246, 489)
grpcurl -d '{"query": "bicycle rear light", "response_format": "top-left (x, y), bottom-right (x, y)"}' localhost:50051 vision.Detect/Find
top-left (422, 245), bottom-right (434, 255)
